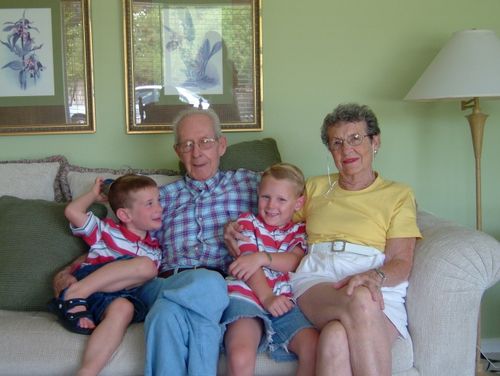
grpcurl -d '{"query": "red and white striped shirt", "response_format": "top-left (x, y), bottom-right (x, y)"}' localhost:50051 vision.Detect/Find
top-left (227, 212), bottom-right (306, 308)
top-left (71, 212), bottom-right (162, 269)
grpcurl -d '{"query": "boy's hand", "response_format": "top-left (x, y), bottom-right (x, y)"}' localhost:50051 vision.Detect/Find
top-left (261, 294), bottom-right (294, 317)
top-left (228, 253), bottom-right (266, 281)
top-left (92, 177), bottom-right (108, 202)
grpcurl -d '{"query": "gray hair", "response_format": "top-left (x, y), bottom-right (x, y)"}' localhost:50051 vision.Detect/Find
top-left (172, 108), bottom-right (222, 143)
top-left (320, 103), bottom-right (380, 147)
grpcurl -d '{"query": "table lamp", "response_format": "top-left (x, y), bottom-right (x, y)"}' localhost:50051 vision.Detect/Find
top-left (405, 28), bottom-right (500, 375)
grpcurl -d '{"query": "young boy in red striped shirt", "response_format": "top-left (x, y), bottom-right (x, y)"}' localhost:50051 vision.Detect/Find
top-left (222, 163), bottom-right (318, 376)
top-left (49, 174), bottom-right (162, 376)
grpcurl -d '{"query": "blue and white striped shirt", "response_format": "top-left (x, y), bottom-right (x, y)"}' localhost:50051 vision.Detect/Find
top-left (154, 169), bottom-right (260, 274)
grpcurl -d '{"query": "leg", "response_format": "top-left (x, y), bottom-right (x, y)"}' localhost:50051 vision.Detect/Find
top-left (316, 321), bottom-right (351, 376)
top-left (287, 327), bottom-right (318, 376)
top-left (298, 282), bottom-right (396, 376)
top-left (77, 298), bottom-right (134, 376)
top-left (63, 257), bottom-right (156, 330)
top-left (141, 269), bottom-right (229, 376)
top-left (66, 257), bottom-right (157, 299)
top-left (224, 318), bottom-right (263, 376)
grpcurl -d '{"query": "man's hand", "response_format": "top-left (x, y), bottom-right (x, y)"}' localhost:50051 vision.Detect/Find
top-left (261, 295), bottom-right (294, 317)
top-left (223, 221), bottom-right (249, 258)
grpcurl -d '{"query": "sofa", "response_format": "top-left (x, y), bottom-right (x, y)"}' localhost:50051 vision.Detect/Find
top-left (1, 138), bottom-right (499, 376)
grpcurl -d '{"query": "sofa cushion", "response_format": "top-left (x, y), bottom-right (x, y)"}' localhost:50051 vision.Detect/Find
top-left (220, 138), bottom-right (282, 171)
top-left (0, 155), bottom-right (68, 202)
top-left (0, 196), bottom-right (107, 311)
top-left (59, 164), bottom-right (181, 202)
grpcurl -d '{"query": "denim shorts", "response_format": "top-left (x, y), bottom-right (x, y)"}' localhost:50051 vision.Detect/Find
top-left (73, 257), bottom-right (147, 324)
top-left (221, 296), bottom-right (313, 361)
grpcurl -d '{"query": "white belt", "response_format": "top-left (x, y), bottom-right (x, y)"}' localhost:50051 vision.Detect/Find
top-left (308, 241), bottom-right (381, 256)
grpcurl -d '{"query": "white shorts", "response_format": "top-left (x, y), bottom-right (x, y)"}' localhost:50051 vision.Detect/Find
top-left (290, 241), bottom-right (409, 338)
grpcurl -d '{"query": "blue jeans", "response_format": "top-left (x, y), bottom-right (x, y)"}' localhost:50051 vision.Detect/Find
top-left (137, 269), bottom-right (229, 376)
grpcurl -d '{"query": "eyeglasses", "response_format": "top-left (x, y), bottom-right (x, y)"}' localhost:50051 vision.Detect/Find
top-left (328, 133), bottom-right (370, 151)
top-left (176, 137), bottom-right (218, 153)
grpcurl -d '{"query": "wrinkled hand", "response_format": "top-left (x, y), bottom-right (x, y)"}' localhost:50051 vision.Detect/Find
top-left (261, 294), bottom-right (294, 317)
top-left (223, 221), bottom-right (248, 258)
top-left (52, 267), bottom-right (77, 297)
top-left (228, 253), bottom-right (263, 281)
top-left (343, 270), bottom-right (385, 310)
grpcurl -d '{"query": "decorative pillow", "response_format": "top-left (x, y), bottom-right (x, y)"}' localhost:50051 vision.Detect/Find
top-left (0, 155), bottom-right (68, 202)
top-left (59, 164), bottom-right (181, 202)
top-left (0, 196), bottom-right (107, 311)
top-left (220, 138), bottom-right (282, 171)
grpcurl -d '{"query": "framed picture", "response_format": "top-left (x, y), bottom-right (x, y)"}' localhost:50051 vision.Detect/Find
top-left (123, 0), bottom-right (262, 133)
top-left (0, 0), bottom-right (94, 135)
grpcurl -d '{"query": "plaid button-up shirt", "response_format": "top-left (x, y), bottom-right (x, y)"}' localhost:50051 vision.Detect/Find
top-left (154, 169), bottom-right (260, 274)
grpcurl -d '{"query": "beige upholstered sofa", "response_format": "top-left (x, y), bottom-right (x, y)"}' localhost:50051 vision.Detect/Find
top-left (1, 139), bottom-right (500, 376)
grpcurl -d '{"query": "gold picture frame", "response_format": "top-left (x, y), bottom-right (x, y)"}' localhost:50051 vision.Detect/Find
top-left (123, 0), bottom-right (262, 134)
top-left (0, 0), bottom-right (95, 135)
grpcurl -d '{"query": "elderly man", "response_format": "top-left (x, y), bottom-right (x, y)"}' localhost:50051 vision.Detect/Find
top-left (138, 108), bottom-right (260, 375)
top-left (54, 108), bottom-right (260, 376)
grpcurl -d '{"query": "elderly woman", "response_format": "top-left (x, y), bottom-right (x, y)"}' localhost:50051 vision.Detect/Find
top-left (290, 103), bottom-right (421, 376)
top-left (225, 103), bottom-right (421, 376)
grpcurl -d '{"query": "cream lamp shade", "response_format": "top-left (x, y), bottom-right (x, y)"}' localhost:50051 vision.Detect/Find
top-left (405, 29), bottom-right (500, 101)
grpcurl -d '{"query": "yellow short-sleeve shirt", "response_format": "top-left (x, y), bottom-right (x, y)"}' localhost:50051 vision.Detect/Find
top-left (294, 173), bottom-right (422, 252)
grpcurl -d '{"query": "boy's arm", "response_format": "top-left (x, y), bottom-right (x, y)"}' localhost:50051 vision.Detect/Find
top-left (261, 246), bottom-right (304, 273)
top-left (246, 268), bottom-right (294, 317)
top-left (64, 178), bottom-right (105, 228)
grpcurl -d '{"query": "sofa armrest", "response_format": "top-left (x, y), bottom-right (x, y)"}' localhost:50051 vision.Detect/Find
top-left (407, 211), bottom-right (500, 376)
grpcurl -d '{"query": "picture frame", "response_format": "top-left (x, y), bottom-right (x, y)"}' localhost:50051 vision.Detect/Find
top-left (123, 0), bottom-right (262, 134)
top-left (0, 0), bottom-right (94, 136)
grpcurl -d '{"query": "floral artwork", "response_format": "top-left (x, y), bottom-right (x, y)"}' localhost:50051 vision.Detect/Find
top-left (162, 7), bottom-right (223, 95)
top-left (0, 8), bottom-right (54, 96)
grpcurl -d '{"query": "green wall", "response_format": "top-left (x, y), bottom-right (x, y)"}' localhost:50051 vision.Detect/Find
top-left (1, 0), bottom-right (500, 338)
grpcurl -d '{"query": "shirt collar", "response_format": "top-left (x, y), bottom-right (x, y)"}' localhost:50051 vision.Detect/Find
top-left (256, 214), bottom-right (295, 232)
top-left (107, 219), bottom-right (158, 247)
top-left (184, 171), bottom-right (223, 193)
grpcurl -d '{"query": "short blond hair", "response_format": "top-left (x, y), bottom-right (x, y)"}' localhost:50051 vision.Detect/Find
top-left (261, 163), bottom-right (305, 197)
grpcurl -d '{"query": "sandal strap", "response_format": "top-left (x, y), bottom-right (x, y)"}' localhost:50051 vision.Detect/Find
top-left (66, 309), bottom-right (93, 322)
top-left (64, 298), bottom-right (89, 311)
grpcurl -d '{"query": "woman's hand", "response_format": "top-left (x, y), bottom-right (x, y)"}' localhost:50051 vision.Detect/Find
top-left (228, 253), bottom-right (266, 281)
top-left (223, 221), bottom-right (249, 258)
top-left (343, 270), bottom-right (385, 310)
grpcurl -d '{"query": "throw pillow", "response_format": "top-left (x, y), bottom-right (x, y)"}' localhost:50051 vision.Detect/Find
top-left (59, 164), bottom-right (181, 202)
top-left (0, 196), bottom-right (107, 311)
top-left (0, 155), bottom-right (68, 202)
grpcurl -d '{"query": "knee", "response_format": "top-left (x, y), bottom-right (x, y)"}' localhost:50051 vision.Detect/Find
top-left (318, 321), bottom-right (348, 357)
top-left (136, 257), bottom-right (158, 279)
top-left (105, 298), bottom-right (134, 323)
top-left (347, 286), bottom-right (380, 318)
top-left (226, 342), bottom-right (257, 373)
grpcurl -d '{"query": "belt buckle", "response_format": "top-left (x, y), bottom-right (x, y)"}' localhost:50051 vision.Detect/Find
top-left (331, 240), bottom-right (346, 252)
